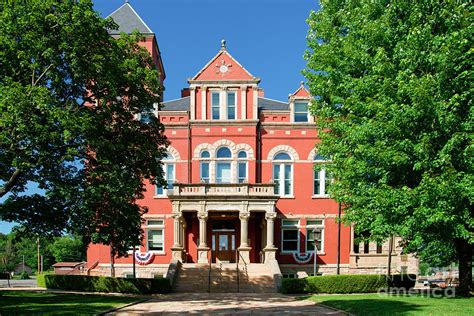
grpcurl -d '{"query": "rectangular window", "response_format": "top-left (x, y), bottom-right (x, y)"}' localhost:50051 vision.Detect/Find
top-left (216, 162), bottom-right (231, 183)
top-left (306, 219), bottom-right (324, 252)
top-left (282, 219), bottom-right (299, 252)
top-left (284, 164), bottom-right (292, 195)
top-left (273, 164), bottom-right (280, 195)
top-left (211, 92), bottom-right (220, 120)
top-left (146, 220), bottom-right (164, 252)
top-left (313, 170), bottom-right (321, 195)
top-left (376, 243), bottom-right (383, 254)
top-left (294, 101), bottom-right (309, 122)
top-left (282, 273), bottom-right (297, 279)
top-left (200, 162), bottom-right (209, 183)
top-left (238, 162), bottom-right (247, 183)
top-left (156, 164), bottom-right (175, 196)
top-left (324, 171), bottom-right (333, 196)
top-left (227, 92), bottom-right (236, 120)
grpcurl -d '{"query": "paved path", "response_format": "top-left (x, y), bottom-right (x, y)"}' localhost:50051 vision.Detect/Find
top-left (108, 293), bottom-right (346, 315)
top-left (0, 279), bottom-right (38, 288)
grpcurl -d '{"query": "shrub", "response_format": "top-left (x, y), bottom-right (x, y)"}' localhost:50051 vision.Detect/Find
top-left (20, 271), bottom-right (30, 279)
top-left (281, 278), bottom-right (307, 294)
top-left (40, 274), bottom-right (171, 294)
top-left (280, 274), bottom-right (391, 294)
top-left (37, 274), bottom-right (46, 288)
top-left (0, 272), bottom-right (10, 280)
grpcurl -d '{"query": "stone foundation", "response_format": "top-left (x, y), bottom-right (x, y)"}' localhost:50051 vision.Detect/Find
top-left (92, 264), bottom-right (169, 279)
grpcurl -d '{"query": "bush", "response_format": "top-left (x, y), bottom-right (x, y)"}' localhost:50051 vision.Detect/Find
top-left (281, 274), bottom-right (392, 294)
top-left (37, 274), bottom-right (46, 288)
top-left (39, 274), bottom-right (171, 294)
top-left (281, 278), bottom-right (307, 294)
top-left (0, 272), bottom-right (10, 280)
top-left (20, 271), bottom-right (30, 279)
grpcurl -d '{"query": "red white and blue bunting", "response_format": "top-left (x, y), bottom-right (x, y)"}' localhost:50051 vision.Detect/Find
top-left (134, 252), bottom-right (155, 265)
top-left (293, 252), bottom-right (313, 264)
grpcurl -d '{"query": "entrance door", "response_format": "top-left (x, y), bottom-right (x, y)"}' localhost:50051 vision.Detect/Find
top-left (212, 231), bottom-right (236, 263)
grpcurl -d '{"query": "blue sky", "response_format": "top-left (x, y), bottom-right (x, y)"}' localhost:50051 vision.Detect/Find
top-left (0, 0), bottom-right (319, 234)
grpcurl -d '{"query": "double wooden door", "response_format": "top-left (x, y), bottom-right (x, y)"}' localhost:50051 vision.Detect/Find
top-left (212, 231), bottom-right (236, 263)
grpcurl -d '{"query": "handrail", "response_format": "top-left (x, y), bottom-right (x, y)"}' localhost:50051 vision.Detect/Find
top-left (208, 248), bottom-right (212, 293)
top-left (236, 249), bottom-right (248, 293)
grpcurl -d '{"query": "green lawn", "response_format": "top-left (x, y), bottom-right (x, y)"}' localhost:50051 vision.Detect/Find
top-left (0, 291), bottom-right (141, 315)
top-left (309, 293), bottom-right (474, 316)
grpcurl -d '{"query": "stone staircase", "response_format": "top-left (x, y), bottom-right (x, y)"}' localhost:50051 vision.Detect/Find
top-left (173, 263), bottom-right (277, 293)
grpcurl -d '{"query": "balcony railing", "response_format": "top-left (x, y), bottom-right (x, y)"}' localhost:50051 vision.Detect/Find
top-left (168, 183), bottom-right (276, 198)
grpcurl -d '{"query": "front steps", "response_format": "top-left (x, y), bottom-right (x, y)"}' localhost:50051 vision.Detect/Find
top-left (173, 263), bottom-right (277, 293)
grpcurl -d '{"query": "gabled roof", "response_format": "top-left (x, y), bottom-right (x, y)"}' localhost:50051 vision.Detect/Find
top-left (258, 97), bottom-right (289, 111)
top-left (290, 82), bottom-right (311, 98)
top-left (191, 40), bottom-right (258, 82)
top-left (161, 97), bottom-right (190, 111)
top-left (107, 2), bottom-right (153, 35)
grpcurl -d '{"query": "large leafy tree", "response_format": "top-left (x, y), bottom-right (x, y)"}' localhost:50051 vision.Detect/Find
top-left (305, 0), bottom-right (472, 295)
top-left (0, 0), bottom-right (168, 258)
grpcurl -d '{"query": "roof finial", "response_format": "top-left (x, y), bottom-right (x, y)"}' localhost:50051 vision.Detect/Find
top-left (221, 39), bottom-right (226, 50)
top-left (300, 81), bottom-right (305, 86)
top-left (125, 0), bottom-right (129, 3)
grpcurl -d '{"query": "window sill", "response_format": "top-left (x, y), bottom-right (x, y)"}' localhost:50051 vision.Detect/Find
top-left (279, 196), bottom-right (295, 199)
top-left (312, 195), bottom-right (330, 199)
top-left (148, 251), bottom-right (166, 255)
top-left (153, 195), bottom-right (168, 199)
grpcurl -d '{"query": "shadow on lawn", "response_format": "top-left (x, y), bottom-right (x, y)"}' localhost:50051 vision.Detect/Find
top-left (317, 298), bottom-right (422, 315)
top-left (0, 291), bottom-right (138, 315)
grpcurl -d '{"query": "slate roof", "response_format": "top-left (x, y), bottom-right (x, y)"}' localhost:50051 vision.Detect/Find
top-left (258, 97), bottom-right (289, 111)
top-left (107, 2), bottom-right (153, 35)
top-left (160, 96), bottom-right (289, 112)
top-left (161, 97), bottom-right (190, 111)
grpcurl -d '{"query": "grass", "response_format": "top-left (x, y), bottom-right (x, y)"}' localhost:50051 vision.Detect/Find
top-left (308, 293), bottom-right (474, 316)
top-left (0, 291), bottom-right (142, 315)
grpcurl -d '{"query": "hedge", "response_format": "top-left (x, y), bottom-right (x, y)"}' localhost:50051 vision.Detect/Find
top-left (37, 274), bottom-right (171, 294)
top-left (281, 274), bottom-right (416, 294)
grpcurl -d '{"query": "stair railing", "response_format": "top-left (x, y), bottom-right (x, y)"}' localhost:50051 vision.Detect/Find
top-left (208, 248), bottom-right (212, 293)
top-left (236, 249), bottom-right (248, 293)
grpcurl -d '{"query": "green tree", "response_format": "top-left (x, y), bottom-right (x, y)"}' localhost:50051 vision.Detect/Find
top-left (48, 235), bottom-right (85, 262)
top-left (305, 0), bottom-right (472, 295)
top-left (0, 0), bottom-right (168, 258)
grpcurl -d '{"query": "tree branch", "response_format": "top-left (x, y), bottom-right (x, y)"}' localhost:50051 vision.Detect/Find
top-left (0, 169), bottom-right (22, 198)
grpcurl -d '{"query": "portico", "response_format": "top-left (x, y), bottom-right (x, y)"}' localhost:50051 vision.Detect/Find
top-left (168, 183), bottom-right (278, 264)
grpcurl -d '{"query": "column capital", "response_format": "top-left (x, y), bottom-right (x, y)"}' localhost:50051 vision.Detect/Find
top-left (197, 212), bottom-right (208, 221)
top-left (171, 213), bottom-right (182, 220)
top-left (239, 212), bottom-right (250, 221)
top-left (265, 212), bottom-right (277, 221)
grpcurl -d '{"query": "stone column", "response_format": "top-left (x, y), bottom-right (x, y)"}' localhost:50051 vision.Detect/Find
top-left (171, 213), bottom-right (184, 261)
top-left (240, 85), bottom-right (247, 119)
top-left (190, 87), bottom-right (196, 120)
top-left (197, 212), bottom-right (210, 264)
top-left (238, 211), bottom-right (251, 263)
top-left (252, 86), bottom-right (258, 119)
top-left (263, 212), bottom-right (277, 263)
top-left (201, 85), bottom-right (207, 120)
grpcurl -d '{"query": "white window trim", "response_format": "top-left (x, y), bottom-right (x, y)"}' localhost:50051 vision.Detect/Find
top-left (146, 219), bottom-right (165, 254)
top-left (226, 91), bottom-right (237, 120)
top-left (293, 100), bottom-right (310, 123)
top-left (313, 169), bottom-right (330, 197)
top-left (200, 161), bottom-right (210, 183)
top-left (210, 90), bottom-right (220, 120)
top-left (281, 219), bottom-right (300, 254)
top-left (306, 220), bottom-right (325, 254)
top-left (155, 161), bottom-right (175, 198)
top-left (273, 162), bottom-right (294, 198)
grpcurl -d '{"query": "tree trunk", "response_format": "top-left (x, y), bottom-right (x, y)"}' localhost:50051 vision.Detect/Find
top-left (456, 239), bottom-right (472, 297)
top-left (110, 248), bottom-right (115, 278)
top-left (387, 236), bottom-right (393, 277)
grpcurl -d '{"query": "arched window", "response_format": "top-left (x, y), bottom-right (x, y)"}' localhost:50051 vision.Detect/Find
top-left (156, 153), bottom-right (175, 196)
top-left (216, 147), bottom-right (232, 183)
top-left (313, 154), bottom-right (331, 196)
top-left (200, 150), bottom-right (210, 183)
top-left (237, 151), bottom-right (247, 183)
top-left (272, 152), bottom-right (293, 196)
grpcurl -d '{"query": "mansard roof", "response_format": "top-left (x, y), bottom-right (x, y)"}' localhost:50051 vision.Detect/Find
top-left (161, 96), bottom-right (289, 112)
top-left (107, 2), bottom-right (153, 35)
top-left (190, 40), bottom-right (259, 82)
top-left (258, 97), bottom-right (289, 111)
top-left (161, 96), bottom-right (190, 111)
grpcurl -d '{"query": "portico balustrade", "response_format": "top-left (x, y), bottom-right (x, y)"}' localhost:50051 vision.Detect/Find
top-left (168, 183), bottom-right (276, 198)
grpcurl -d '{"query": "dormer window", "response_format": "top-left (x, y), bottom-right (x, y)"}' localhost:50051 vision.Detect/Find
top-left (294, 101), bottom-right (309, 122)
top-left (211, 92), bottom-right (220, 120)
top-left (227, 92), bottom-right (236, 120)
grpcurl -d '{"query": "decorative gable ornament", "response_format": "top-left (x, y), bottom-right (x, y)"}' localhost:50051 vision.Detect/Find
top-left (216, 60), bottom-right (232, 75)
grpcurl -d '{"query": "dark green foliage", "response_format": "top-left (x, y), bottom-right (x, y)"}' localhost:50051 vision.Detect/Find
top-left (281, 274), bottom-right (391, 294)
top-left (389, 274), bottom-right (417, 290)
top-left (305, 0), bottom-right (473, 295)
top-left (39, 274), bottom-right (171, 294)
top-left (281, 278), bottom-right (307, 294)
top-left (1, 0), bottom-right (168, 257)
top-left (0, 272), bottom-right (10, 280)
top-left (20, 271), bottom-right (29, 279)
